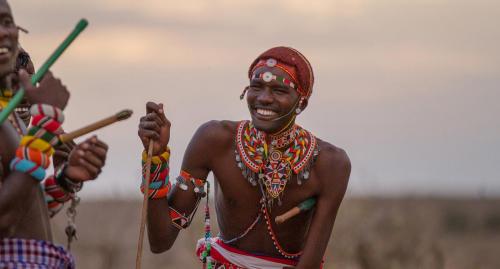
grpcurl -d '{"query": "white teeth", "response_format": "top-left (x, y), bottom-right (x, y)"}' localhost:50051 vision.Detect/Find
top-left (0, 47), bottom-right (9, 54)
top-left (256, 109), bottom-right (277, 116)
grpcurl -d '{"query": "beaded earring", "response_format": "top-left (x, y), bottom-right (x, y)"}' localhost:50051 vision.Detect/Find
top-left (240, 86), bottom-right (249, 100)
top-left (295, 98), bottom-right (305, 115)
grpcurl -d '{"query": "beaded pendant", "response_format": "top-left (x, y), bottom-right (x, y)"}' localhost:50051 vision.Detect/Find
top-left (235, 121), bottom-right (319, 206)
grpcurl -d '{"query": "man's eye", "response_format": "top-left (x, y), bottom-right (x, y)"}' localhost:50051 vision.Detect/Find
top-left (273, 88), bottom-right (287, 94)
top-left (1, 18), bottom-right (14, 27)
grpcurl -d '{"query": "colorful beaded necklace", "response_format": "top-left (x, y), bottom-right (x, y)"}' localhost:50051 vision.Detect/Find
top-left (235, 120), bottom-right (319, 207)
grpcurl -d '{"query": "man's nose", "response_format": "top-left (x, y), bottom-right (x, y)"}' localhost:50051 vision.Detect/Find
top-left (256, 88), bottom-right (274, 104)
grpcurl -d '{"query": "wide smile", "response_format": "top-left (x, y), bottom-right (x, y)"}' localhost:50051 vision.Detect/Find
top-left (252, 107), bottom-right (280, 121)
top-left (0, 46), bottom-right (13, 62)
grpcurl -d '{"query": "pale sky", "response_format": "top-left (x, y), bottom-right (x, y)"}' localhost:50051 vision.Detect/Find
top-left (10, 0), bottom-right (500, 198)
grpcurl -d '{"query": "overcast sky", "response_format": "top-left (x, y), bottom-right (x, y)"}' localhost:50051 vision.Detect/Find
top-left (10, 0), bottom-right (500, 198)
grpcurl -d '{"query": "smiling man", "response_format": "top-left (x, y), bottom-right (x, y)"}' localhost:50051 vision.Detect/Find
top-left (0, 1), bottom-right (108, 268)
top-left (138, 46), bottom-right (351, 268)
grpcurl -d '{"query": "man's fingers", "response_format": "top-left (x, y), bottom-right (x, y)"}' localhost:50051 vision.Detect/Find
top-left (143, 112), bottom-right (163, 127)
top-left (81, 150), bottom-right (104, 168)
top-left (146, 101), bottom-right (161, 114)
top-left (17, 69), bottom-right (32, 90)
top-left (139, 121), bottom-right (161, 133)
top-left (53, 150), bottom-right (69, 160)
top-left (157, 103), bottom-right (169, 125)
top-left (138, 129), bottom-right (160, 140)
top-left (77, 158), bottom-right (100, 179)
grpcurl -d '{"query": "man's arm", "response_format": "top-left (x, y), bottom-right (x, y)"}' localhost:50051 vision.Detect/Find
top-left (293, 145), bottom-right (351, 269)
top-left (0, 171), bottom-right (41, 237)
top-left (139, 102), bottom-right (223, 253)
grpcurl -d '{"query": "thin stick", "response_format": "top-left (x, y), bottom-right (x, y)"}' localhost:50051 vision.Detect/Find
top-left (0, 19), bottom-right (88, 124)
top-left (275, 198), bottom-right (316, 224)
top-left (59, 109), bottom-right (132, 143)
top-left (136, 141), bottom-right (153, 269)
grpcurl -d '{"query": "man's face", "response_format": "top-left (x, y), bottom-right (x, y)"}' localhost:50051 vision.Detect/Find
top-left (0, 0), bottom-right (18, 78)
top-left (246, 66), bottom-right (301, 134)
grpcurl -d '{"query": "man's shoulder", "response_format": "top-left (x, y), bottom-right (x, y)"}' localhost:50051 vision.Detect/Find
top-left (314, 139), bottom-right (351, 179)
top-left (192, 120), bottom-right (241, 145)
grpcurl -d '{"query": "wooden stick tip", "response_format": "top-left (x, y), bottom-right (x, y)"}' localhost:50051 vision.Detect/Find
top-left (116, 109), bottom-right (133, 121)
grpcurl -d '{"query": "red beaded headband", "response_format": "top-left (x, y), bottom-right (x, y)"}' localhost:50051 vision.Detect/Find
top-left (250, 58), bottom-right (304, 94)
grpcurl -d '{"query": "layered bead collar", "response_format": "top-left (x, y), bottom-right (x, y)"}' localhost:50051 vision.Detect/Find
top-left (235, 120), bottom-right (319, 206)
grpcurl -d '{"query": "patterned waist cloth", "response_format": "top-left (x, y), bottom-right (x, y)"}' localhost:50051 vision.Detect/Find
top-left (196, 237), bottom-right (314, 269)
top-left (0, 238), bottom-right (75, 269)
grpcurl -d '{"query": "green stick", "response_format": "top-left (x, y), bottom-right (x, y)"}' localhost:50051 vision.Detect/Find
top-left (0, 19), bottom-right (88, 124)
top-left (275, 198), bottom-right (316, 224)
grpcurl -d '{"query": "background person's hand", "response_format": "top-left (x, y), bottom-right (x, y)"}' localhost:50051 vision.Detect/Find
top-left (65, 136), bottom-right (108, 182)
top-left (19, 70), bottom-right (70, 110)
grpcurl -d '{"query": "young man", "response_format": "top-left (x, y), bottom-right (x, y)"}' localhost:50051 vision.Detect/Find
top-left (0, 1), bottom-right (108, 267)
top-left (138, 47), bottom-right (351, 268)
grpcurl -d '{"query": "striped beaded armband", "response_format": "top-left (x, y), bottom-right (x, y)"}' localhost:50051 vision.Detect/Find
top-left (30, 104), bottom-right (65, 123)
top-left (142, 147), bottom-right (170, 164)
top-left (31, 115), bottom-right (62, 134)
top-left (16, 146), bottom-right (51, 169)
top-left (19, 136), bottom-right (55, 156)
top-left (44, 174), bottom-right (74, 203)
top-left (10, 157), bottom-right (46, 181)
top-left (27, 126), bottom-right (60, 147)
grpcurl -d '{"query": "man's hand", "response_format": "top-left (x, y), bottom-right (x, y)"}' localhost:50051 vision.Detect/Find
top-left (138, 102), bottom-right (170, 156)
top-left (18, 70), bottom-right (70, 110)
top-left (53, 140), bottom-right (77, 169)
top-left (65, 136), bottom-right (108, 182)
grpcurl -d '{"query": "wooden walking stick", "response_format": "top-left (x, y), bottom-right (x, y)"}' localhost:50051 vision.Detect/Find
top-left (136, 141), bottom-right (154, 269)
top-left (0, 19), bottom-right (88, 124)
top-left (59, 109), bottom-right (132, 143)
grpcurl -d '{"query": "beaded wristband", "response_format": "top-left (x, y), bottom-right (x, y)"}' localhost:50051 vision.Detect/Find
top-left (30, 104), bottom-right (65, 123)
top-left (140, 147), bottom-right (170, 199)
top-left (10, 157), bottom-right (46, 181)
top-left (55, 163), bottom-right (83, 193)
top-left (142, 147), bottom-right (170, 164)
top-left (45, 193), bottom-right (64, 217)
top-left (27, 126), bottom-right (60, 147)
top-left (31, 115), bottom-right (62, 134)
top-left (19, 136), bottom-right (55, 156)
top-left (140, 183), bottom-right (171, 199)
top-left (44, 175), bottom-right (73, 203)
top-left (16, 146), bottom-right (51, 169)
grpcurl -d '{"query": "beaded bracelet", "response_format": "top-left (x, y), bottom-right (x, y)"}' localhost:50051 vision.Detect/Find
top-left (30, 104), bottom-right (65, 123)
top-left (140, 183), bottom-right (171, 199)
top-left (31, 115), bottom-right (62, 134)
top-left (55, 163), bottom-right (83, 193)
top-left (142, 147), bottom-right (170, 164)
top-left (9, 157), bottom-right (46, 181)
top-left (19, 136), bottom-right (55, 156)
top-left (16, 146), bottom-right (51, 169)
top-left (45, 193), bottom-right (64, 217)
top-left (140, 147), bottom-right (170, 199)
top-left (44, 174), bottom-right (73, 203)
top-left (27, 126), bottom-right (60, 147)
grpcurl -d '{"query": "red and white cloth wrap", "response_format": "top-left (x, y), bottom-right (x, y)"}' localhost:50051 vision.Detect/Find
top-left (0, 238), bottom-right (75, 269)
top-left (196, 237), bottom-right (303, 269)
